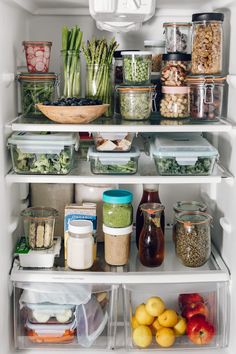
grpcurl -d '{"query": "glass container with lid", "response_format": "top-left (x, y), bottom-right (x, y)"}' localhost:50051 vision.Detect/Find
top-left (175, 211), bottom-right (212, 267)
top-left (191, 13), bottom-right (224, 74)
top-left (186, 76), bottom-right (225, 120)
top-left (160, 86), bottom-right (190, 118)
top-left (144, 40), bottom-right (165, 73)
top-left (161, 53), bottom-right (191, 86)
top-left (23, 41), bottom-right (52, 73)
top-left (103, 190), bottom-right (133, 228)
top-left (122, 51), bottom-right (152, 85)
top-left (163, 22), bottom-right (192, 53)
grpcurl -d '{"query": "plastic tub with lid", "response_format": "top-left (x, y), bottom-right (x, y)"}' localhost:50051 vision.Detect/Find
top-left (149, 133), bottom-right (219, 176)
top-left (144, 40), bottom-right (165, 73)
top-left (163, 22), bottom-right (192, 53)
top-left (8, 132), bottom-right (77, 175)
top-left (122, 51), bottom-right (152, 85)
top-left (92, 132), bottom-right (135, 152)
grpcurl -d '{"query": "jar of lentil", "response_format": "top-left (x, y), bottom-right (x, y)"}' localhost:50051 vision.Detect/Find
top-left (161, 53), bottom-right (191, 86)
top-left (191, 13), bottom-right (224, 74)
top-left (186, 76), bottom-right (225, 119)
top-left (160, 86), bottom-right (190, 118)
top-left (175, 211), bottom-right (212, 267)
top-left (163, 22), bottom-right (192, 53)
top-left (122, 51), bottom-right (152, 85)
top-left (102, 190), bottom-right (133, 228)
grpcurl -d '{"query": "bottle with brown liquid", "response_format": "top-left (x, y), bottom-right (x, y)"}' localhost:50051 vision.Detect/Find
top-left (139, 203), bottom-right (165, 267)
top-left (136, 184), bottom-right (165, 249)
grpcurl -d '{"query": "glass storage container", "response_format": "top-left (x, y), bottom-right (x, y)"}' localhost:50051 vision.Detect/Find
top-left (161, 53), bottom-right (191, 86)
top-left (87, 146), bottom-right (140, 175)
top-left (102, 189), bottom-right (133, 228)
top-left (186, 76), bottom-right (225, 120)
top-left (163, 23), bottom-right (192, 53)
top-left (92, 132), bottom-right (134, 152)
top-left (191, 13), bottom-right (224, 74)
top-left (122, 51), bottom-right (152, 85)
top-left (61, 50), bottom-right (81, 97)
top-left (23, 41), bottom-right (52, 73)
top-left (144, 40), bottom-right (165, 73)
top-left (118, 86), bottom-right (153, 120)
top-left (160, 86), bottom-right (190, 118)
top-left (175, 211), bottom-right (212, 267)
top-left (149, 133), bottom-right (219, 176)
top-left (23, 303), bottom-right (75, 325)
top-left (8, 132), bottom-right (76, 175)
top-left (17, 72), bottom-right (57, 117)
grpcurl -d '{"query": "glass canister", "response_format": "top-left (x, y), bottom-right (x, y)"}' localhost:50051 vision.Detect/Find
top-left (191, 13), bottom-right (224, 75)
top-left (17, 73), bottom-right (57, 117)
top-left (23, 41), bottom-right (52, 73)
top-left (161, 53), bottom-right (191, 86)
top-left (139, 203), bottom-right (165, 267)
top-left (160, 86), bottom-right (190, 118)
top-left (144, 40), bottom-right (165, 73)
top-left (102, 190), bottom-right (133, 228)
top-left (175, 211), bottom-right (212, 267)
top-left (163, 23), bottom-right (192, 53)
top-left (61, 50), bottom-right (81, 97)
top-left (186, 76), bottom-right (225, 119)
top-left (122, 51), bottom-right (152, 85)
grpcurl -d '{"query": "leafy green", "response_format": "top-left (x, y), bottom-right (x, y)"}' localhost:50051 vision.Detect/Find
top-left (91, 159), bottom-right (137, 174)
top-left (155, 157), bottom-right (213, 175)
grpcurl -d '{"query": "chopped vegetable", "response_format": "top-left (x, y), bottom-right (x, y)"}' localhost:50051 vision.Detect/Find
top-left (91, 159), bottom-right (137, 174)
top-left (155, 157), bottom-right (214, 175)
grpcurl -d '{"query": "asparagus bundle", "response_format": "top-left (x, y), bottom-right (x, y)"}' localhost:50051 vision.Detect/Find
top-left (82, 37), bottom-right (119, 116)
top-left (62, 26), bottom-right (83, 97)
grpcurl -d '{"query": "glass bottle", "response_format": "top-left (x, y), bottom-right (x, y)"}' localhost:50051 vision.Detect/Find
top-left (136, 184), bottom-right (165, 248)
top-left (139, 203), bottom-right (165, 267)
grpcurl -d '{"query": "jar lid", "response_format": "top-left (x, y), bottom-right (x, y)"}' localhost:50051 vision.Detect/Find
top-left (114, 50), bottom-right (139, 58)
top-left (163, 22), bottom-right (192, 27)
top-left (144, 40), bottom-right (165, 47)
top-left (121, 51), bottom-right (152, 56)
top-left (117, 86), bottom-right (154, 92)
top-left (103, 190), bottom-right (133, 204)
top-left (162, 53), bottom-right (191, 61)
top-left (176, 211), bottom-right (212, 225)
top-left (186, 75), bottom-right (226, 84)
top-left (173, 201), bottom-right (207, 213)
top-left (68, 220), bottom-right (93, 234)
top-left (17, 72), bottom-right (57, 81)
top-left (140, 203), bottom-right (165, 214)
top-left (192, 12), bottom-right (224, 22)
top-left (22, 41), bottom-right (52, 46)
top-left (162, 86), bottom-right (190, 94)
top-left (103, 224), bottom-right (133, 236)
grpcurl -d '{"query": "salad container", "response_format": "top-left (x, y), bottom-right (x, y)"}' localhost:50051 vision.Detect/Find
top-left (23, 41), bottom-right (52, 73)
top-left (149, 133), bottom-right (219, 176)
top-left (87, 146), bottom-right (140, 175)
top-left (92, 132), bottom-right (134, 152)
top-left (8, 132), bottom-right (77, 175)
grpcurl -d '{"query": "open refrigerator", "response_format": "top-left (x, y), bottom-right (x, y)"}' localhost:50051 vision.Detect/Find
top-left (1, 0), bottom-right (236, 353)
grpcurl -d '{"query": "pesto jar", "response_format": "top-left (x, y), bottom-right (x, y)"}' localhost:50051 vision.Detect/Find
top-left (102, 190), bottom-right (133, 228)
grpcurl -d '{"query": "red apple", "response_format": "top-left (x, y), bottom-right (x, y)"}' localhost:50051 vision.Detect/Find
top-left (178, 293), bottom-right (204, 310)
top-left (182, 302), bottom-right (209, 320)
top-left (186, 314), bottom-right (215, 345)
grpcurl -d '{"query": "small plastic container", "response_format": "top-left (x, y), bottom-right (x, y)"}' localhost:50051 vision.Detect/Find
top-left (103, 190), bottom-right (133, 228)
top-left (17, 73), bottom-right (57, 117)
top-left (161, 53), bottom-right (191, 86)
top-left (186, 76), bottom-right (226, 120)
top-left (118, 86), bottom-right (153, 120)
top-left (87, 146), bottom-right (140, 175)
top-left (21, 207), bottom-right (58, 250)
top-left (144, 40), bottom-right (165, 73)
top-left (175, 211), bottom-right (212, 267)
top-left (8, 132), bottom-right (76, 175)
top-left (23, 41), bottom-right (52, 73)
top-left (149, 133), bottom-right (219, 176)
top-left (122, 51), bottom-right (152, 85)
top-left (92, 132), bottom-right (134, 152)
top-left (160, 86), bottom-right (190, 118)
top-left (163, 22), bottom-right (192, 53)
top-left (103, 224), bottom-right (133, 266)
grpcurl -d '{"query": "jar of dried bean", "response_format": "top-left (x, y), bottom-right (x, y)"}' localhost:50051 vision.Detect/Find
top-left (175, 211), bottom-right (212, 267)
top-left (186, 76), bottom-right (225, 120)
top-left (192, 13), bottom-right (224, 75)
top-left (161, 53), bottom-right (191, 86)
top-left (160, 86), bottom-right (190, 118)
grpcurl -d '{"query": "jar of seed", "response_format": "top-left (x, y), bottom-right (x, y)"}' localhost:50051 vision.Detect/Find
top-left (175, 211), bottom-right (212, 267)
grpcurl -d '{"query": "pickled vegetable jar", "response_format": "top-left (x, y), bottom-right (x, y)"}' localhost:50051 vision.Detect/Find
top-left (175, 211), bottom-right (212, 267)
top-left (163, 22), bottom-right (191, 53)
top-left (161, 53), bottom-right (191, 86)
top-left (17, 73), bottom-right (57, 117)
top-left (122, 51), bottom-right (152, 85)
top-left (23, 41), bottom-right (52, 73)
top-left (192, 13), bottom-right (224, 74)
top-left (160, 86), bottom-right (190, 118)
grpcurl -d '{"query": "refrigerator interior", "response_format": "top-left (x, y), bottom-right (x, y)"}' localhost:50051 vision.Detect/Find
top-left (1, 0), bottom-right (236, 353)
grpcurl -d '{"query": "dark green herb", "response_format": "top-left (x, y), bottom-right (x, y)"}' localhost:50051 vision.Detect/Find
top-left (155, 157), bottom-right (213, 175)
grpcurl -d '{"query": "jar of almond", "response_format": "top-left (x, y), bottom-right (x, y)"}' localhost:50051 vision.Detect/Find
top-left (161, 53), bottom-right (191, 86)
top-left (160, 86), bottom-right (190, 118)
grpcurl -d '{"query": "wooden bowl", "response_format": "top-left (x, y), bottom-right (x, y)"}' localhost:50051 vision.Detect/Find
top-left (36, 103), bottom-right (109, 124)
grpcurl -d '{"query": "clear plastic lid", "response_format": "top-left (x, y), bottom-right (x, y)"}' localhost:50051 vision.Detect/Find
top-left (25, 303), bottom-right (75, 311)
top-left (88, 146), bottom-right (140, 159)
top-left (121, 51), bottom-right (152, 56)
top-left (103, 224), bottom-right (133, 235)
top-left (173, 201), bottom-right (207, 213)
top-left (26, 319), bottom-right (76, 334)
top-left (144, 40), bottom-right (165, 47)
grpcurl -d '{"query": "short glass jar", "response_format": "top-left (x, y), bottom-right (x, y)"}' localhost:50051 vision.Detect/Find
top-left (161, 53), bottom-right (191, 86)
top-left (163, 22), bottom-right (192, 53)
top-left (23, 41), bottom-right (52, 73)
top-left (191, 12), bottom-right (224, 75)
top-left (160, 86), bottom-right (190, 118)
top-left (144, 40), bottom-right (165, 73)
top-left (186, 76), bottom-right (225, 119)
top-left (102, 190), bottom-right (133, 228)
top-left (122, 51), bottom-right (152, 85)
top-left (175, 211), bottom-right (212, 267)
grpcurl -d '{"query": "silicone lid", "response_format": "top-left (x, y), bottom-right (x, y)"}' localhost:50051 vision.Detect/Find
top-left (68, 220), bottom-right (93, 235)
top-left (103, 224), bottom-right (133, 236)
top-left (102, 189), bottom-right (133, 204)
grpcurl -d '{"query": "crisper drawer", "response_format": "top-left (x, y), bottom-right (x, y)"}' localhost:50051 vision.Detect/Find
top-left (123, 282), bottom-right (229, 351)
top-left (13, 282), bottom-right (119, 350)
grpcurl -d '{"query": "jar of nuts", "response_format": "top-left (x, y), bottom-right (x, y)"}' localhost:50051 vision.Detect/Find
top-left (191, 13), bottom-right (224, 75)
top-left (144, 40), bottom-right (165, 73)
top-left (186, 76), bottom-right (226, 120)
top-left (160, 86), bottom-right (190, 118)
top-left (161, 53), bottom-right (191, 86)
top-left (163, 22), bottom-right (192, 54)
top-left (175, 211), bottom-right (212, 267)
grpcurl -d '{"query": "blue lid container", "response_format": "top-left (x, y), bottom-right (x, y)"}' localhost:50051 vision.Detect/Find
top-left (102, 190), bottom-right (133, 204)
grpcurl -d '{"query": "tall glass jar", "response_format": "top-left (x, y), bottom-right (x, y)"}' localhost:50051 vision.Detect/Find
top-left (61, 50), bottom-right (81, 97)
top-left (175, 211), bottom-right (212, 267)
top-left (86, 64), bottom-right (113, 117)
top-left (191, 13), bottom-right (224, 75)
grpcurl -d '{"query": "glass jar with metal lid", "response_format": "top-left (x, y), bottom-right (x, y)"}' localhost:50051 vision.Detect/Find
top-left (175, 211), bottom-right (212, 267)
top-left (161, 53), bottom-right (191, 86)
top-left (163, 22), bottom-right (192, 54)
top-left (186, 75), bottom-right (226, 119)
top-left (17, 72), bottom-right (57, 117)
